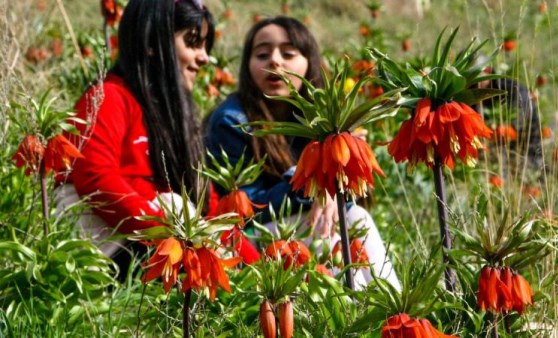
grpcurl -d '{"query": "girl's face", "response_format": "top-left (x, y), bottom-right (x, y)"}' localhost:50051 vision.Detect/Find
top-left (249, 24), bottom-right (309, 97)
top-left (174, 21), bottom-right (209, 91)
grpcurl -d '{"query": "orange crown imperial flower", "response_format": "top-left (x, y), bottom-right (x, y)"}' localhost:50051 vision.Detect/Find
top-left (388, 98), bottom-right (493, 170)
top-left (381, 313), bottom-right (458, 338)
top-left (332, 238), bottom-right (370, 268)
top-left (372, 27), bottom-right (504, 171)
top-left (12, 135), bottom-right (45, 175)
top-left (202, 149), bottom-right (266, 225)
top-left (214, 189), bottom-right (266, 226)
top-left (43, 134), bottom-right (85, 174)
top-left (12, 134), bottom-right (84, 175)
top-left (240, 60), bottom-right (401, 203)
top-left (477, 265), bottom-right (534, 314)
top-left (183, 245), bottom-right (242, 300)
top-left (264, 240), bottom-right (311, 270)
top-left (290, 132), bottom-right (385, 201)
top-left (142, 237), bottom-right (184, 293)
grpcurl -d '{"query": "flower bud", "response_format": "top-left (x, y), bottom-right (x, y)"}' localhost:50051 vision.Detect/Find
top-left (278, 301), bottom-right (293, 338)
top-left (260, 300), bottom-right (276, 338)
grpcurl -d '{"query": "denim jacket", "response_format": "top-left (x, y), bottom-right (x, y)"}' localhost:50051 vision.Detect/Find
top-left (204, 94), bottom-right (312, 223)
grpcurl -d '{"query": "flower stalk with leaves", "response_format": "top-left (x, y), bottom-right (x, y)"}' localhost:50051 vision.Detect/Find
top-left (370, 27), bottom-right (504, 291)
top-left (243, 60), bottom-right (401, 289)
top-left (201, 149), bottom-right (266, 263)
top-left (453, 196), bottom-right (549, 336)
top-left (349, 252), bottom-right (458, 337)
top-left (131, 188), bottom-right (240, 338)
top-left (10, 91), bottom-right (85, 236)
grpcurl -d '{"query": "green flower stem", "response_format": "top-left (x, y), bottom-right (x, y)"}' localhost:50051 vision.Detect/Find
top-left (39, 161), bottom-right (49, 236)
top-left (104, 20), bottom-right (112, 58)
top-left (336, 190), bottom-right (354, 291)
top-left (433, 157), bottom-right (455, 292)
top-left (183, 288), bottom-right (192, 337)
top-left (492, 314), bottom-right (499, 338)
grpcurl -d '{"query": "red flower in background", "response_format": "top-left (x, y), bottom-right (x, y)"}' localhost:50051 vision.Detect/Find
top-left (382, 313), bottom-right (457, 338)
top-left (101, 0), bottom-right (123, 27)
top-left (493, 125), bottom-right (517, 142)
top-left (388, 98), bottom-right (492, 170)
top-left (214, 189), bottom-right (265, 226)
top-left (142, 237), bottom-right (184, 293)
top-left (332, 238), bottom-right (369, 268)
top-left (290, 132), bottom-right (385, 201)
top-left (489, 175), bottom-right (504, 188)
top-left (264, 240), bottom-right (311, 269)
top-left (12, 135), bottom-right (45, 175)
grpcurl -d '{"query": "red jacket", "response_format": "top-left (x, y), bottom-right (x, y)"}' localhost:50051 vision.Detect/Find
top-left (60, 74), bottom-right (167, 233)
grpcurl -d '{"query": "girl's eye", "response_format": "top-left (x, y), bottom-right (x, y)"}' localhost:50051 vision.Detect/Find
top-left (255, 52), bottom-right (269, 59)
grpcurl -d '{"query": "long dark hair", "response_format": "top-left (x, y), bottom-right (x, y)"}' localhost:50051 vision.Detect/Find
top-left (116, 0), bottom-right (214, 202)
top-left (238, 16), bottom-right (323, 177)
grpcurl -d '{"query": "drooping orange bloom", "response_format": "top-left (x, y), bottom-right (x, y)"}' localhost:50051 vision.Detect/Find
top-left (418, 319), bottom-right (459, 338)
top-left (290, 132), bottom-right (385, 200)
top-left (477, 266), bottom-right (527, 313)
top-left (183, 245), bottom-right (241, 300)
top-left (12, 135), bottom-right (45, 175)
top-left (382, 313), bottom-right (458, 338)
top-left (511, 271), bottom-right (534, 314)
top-left (388, 98), bottom-right (493, 170)
top-left (214, 189), bottom-right (265, 226)
top-left (493, 125), bottom-right (518, 142)
top-left (142, 237), bottom-right (184, 293)
top-left (332, 239), bottom-right (369, 268)
top-left (43, 134), bottom-right (84, 174)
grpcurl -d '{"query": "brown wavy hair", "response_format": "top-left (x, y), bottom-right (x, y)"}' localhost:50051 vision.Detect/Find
top-left (237, 16), bottom-right (324, 177)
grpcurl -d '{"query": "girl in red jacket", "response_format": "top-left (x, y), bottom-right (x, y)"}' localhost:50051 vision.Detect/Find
top-left (55, 0), bottom-right (214, 279)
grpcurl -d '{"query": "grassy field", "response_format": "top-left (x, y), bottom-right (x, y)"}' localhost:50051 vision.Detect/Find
top-left (2, 0), bottom-right (558, 337)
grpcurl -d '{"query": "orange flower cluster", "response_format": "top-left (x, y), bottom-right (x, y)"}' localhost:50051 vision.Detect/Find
top-left (382, 313), bottom-right (457, 338)
top-left (290, 132), bottom-right (385, 201)
top-left (214, 189), bottom-right (265, 226)
top-left (264, 240), bottom-right (311, 269)
top-left (477, 265), bottom-right (534, 314)
top-left (12, 134), bottom-right (83, 175)
top-left (388, 98), bottom-right (493, 170)
top-left (142, 237), bottom-right (241, 299)
top-left (332, 238), bottom-right (369, 268)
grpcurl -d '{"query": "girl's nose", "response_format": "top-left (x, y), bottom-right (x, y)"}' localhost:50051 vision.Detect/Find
top-left (269, 49), bottom-right (282, 68)
top-left (196, 48), bottom-right (209, 65)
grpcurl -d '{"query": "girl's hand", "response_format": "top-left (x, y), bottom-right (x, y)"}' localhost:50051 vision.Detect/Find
top-left (307, 193), bottom-right (338, 238)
